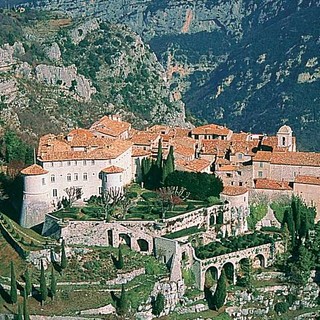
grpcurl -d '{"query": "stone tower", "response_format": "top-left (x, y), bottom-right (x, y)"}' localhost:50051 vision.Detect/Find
top-left (277, 125), bottom-right (295, 151)
top-left (20, 164), bottom-right (51, 228)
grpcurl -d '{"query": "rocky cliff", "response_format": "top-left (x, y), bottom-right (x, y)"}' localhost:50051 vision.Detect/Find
top-left (0, 10), bottom-right (186, 142)
top-left (11, 0), bottom-right (320, 150)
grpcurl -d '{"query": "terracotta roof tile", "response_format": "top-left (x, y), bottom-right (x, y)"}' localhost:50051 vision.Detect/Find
top-left (90, 115), bottom-right (131, 137)
top-left (21, 164), bottom-right (48, 175)
top-left (295, 175), bottom-right (320, 186)
top-left (101, 166), bottom-right (124, 174)
top-left (130, 131), bottom-right (160, 146)
top-left (132, 149), bottom-right (152, 157)
top-left (270, 152), bottom-right (320, 167)
top-left (200, 140), bottom-right (230, 156)
top-left (222, 186), bottom-right (248, 196)
top-left (230, 132), bottom-right (249, 142)
top-left (192, 124), bottom-right (231, 136)
top-left (216, 165), bottom-right (238, 172)
top-left (176, 158), bottom-right (211, 172)
top-left (253, 151), bottom-right (273, 162)
top-left (255, 178), bottom-right (292, 190)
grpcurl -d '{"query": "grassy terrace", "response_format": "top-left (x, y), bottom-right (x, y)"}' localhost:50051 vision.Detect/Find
top-left (51, 185), bottom-right (213, 222)
top-left (163, 226), bottom-right (206, 239)
top-left (0, 240), bottom-right (168, 315)
top-left (195, 232), bottom-right (281, 260)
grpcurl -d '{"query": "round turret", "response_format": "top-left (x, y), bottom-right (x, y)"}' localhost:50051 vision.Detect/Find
top-left (20, 164), bottom-right (51, 228)
top-left (101, 165), bottom-right (124, 193)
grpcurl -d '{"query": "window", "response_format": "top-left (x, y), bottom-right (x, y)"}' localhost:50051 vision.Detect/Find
top-left (83, 173), bottom-right (88, 181)
top-left (237, 171), bottom-right (242, 176)
top-left (282, 136), bottom-right (286, 146)
top-left (50, 174), bottom-right (55, 183)
top-left (53, 189), bottom-right (58, 197)
top-left (227, 173), bottom-right (232, 178)
top-left (42, 178), bottom-right (46, 185)
top-left (67, 173), bottom-right (71, 181)
top-left (91, 160), bottom-right (95, 165)
top-left (231, 181), bottom-right (234, 185)
top-left (119, 175), bottom-right (122, 182)
top-left (83, 160), bottom-right (87, 166)
top-left (238, 153), bottom-right (243, 160)
top-left (99, 187), bottom-right (102, 194)
top-left (74, 173), bottom-right (79, 181)
top-left (239, 182), bottom-right (243, 186)
top-left (59, 161), bottom-right (63, 167)
top-left (51, 162), bottom-right (54, 167)
top-left (98, 172), bottom-right (103, 180)
top-left (259, 162), bottom-right (263, 168)
top-left (74, 160), bottom-right (77, 166)
top-left (258, 171), bottom-right (263, 178)
top-left (67, 161), bottom-right (71, 166)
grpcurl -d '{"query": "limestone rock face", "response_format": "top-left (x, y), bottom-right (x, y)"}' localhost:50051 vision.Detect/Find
top-left (45, 42), bottom-right (61, 61)
top-left (35, 64), bottom-right (96, 101)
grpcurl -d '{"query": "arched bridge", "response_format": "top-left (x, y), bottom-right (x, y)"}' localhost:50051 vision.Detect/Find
top-left (192, 241), bottom-right (283, 289)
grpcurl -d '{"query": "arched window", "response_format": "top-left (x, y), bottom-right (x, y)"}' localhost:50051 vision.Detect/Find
top-left (50, 174), bottom-right (55, 183)
top-left (282, 136), bottom-right (286, 146)
top-left (67, 173), bottom-right (71, 182)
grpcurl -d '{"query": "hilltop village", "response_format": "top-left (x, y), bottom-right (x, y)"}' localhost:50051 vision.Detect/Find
top-left (1, 115), bottom-right (320, 319)
top-left (21, 114), bottom-right (320, 228)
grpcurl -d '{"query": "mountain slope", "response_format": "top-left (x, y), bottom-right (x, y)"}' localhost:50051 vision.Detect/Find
top-left (0, 10), bottom-right (185, 143)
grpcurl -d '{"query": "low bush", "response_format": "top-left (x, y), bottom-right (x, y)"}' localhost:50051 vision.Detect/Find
top-left (274, 301), bottom-right (289, 314)
top-left (141, 191), bottom-right (158, 201)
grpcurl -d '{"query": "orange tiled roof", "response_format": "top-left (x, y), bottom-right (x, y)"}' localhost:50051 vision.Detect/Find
top-left (101, 166), bottom-right (124, 174)
top-left (130, 131), bottom-right (160, 146)
top-left (38, 134), bottom-right (132, 161)
top-left (230, 132), bottom-right (249, 142)
top-left (270, 152), bottom-right (320, 167)
top-left (253, 151), bottom-right (273, 162)
top-left (222, 186), bottom-right (248, 196)
top-left (174, 144), bottom-right (195, 158)
top-left (200, 140), bottom-right (230, 156)
top-left (176, 158), bottom-right (211, 172)
top-left (255, 178), bottom-right (292, 190)
top-left (173, 127), bottom-right (191, 138)
top-left (216, 164), bottom-right (238, 172)
top-left (192, 124), bottom-right (231, 136)
top-left (132, 149), bottom-right (151, 157)
top-left (215, 158), bottom-right (231, 165)
top-left (295, 175), bottom-right (320, 186)
top-left (68, 128), bottom-right (94, 139)
top-left (90, 115), bottom-right (131, 137)
top-left (21, 164), bottom-right (48, 175)
top-left (148, 125), bottom-right (170, 134)
top-left (229, 140), bottom-right (259, 156)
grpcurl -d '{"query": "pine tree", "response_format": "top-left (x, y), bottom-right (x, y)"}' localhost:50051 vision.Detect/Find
top-left (212, 269), bottom-right (227, 310)
top-left (23, 291), bottom-right (30, 320)
top-left (39, 260), bottom-right (48, 306)
top-left (117, 247), bottom-right (124, 270)
top-left (16, 303), bottom-right (23, 320)
top-left (60, 239), bottom-right (68, 271)
top-left (152, 292), bottom-right (165, 317)
top-left (10, 261), bottom-right (17, 304)
top-left (117, 284), bottom-right (128, 316)
top-left (50, 266), bottom-right (57, 300)
top-left (24, 268), bottom-right (31, 297)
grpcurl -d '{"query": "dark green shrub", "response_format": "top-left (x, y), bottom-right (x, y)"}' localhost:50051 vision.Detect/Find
top-left (274, 301), bottom-right (289, 314)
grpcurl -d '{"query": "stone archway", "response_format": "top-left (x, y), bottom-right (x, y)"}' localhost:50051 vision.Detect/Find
top-left (253, 254), bottom-right (266, 268)
top-left (137, 239), bottom-right (149, 252)
top-left (222, 262), bottom-right (235, 284)
top-left (204, 266), bottom-right (219, 288)
top-left (119, 233), bottom-right (131, 248)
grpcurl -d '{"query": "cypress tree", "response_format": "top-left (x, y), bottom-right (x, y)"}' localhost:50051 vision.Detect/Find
top-left (117, 284), bottom-right (128, 316)
top-left (284, 208), bottom-right (295, 246)
top-left (117, 247), bottom-right (124, 269)
top-left (212, 269), bottom-right (227, 310)
top-left (156, 139), bottom-right (163, 169)
top-left (50, 266), bottom-right (57, 300)
top-left (24, 268), bottom-right (31, 297)
top-left (16, 303), bottom-right (23, 320)
top-left (23, 291), bottom-right (30, 320)
top-left (39, 260), bottom-right (48, 306)
top-left (152, 292), bottom-right (165, 317)
top-left (166, 146), bottom-right (175, 174)
top-left (60, 239), bottom-right (68, 271)
top-left (10, 261), bottom-right (17, 304)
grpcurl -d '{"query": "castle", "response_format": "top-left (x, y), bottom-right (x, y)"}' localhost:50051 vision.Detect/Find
top-left (20, 115), bottom-right (320, 228)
